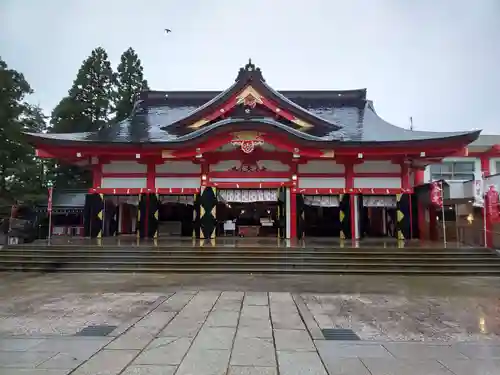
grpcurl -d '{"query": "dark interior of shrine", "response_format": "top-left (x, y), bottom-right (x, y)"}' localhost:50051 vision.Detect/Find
top-left (217, 202), bottom-right (278, 236)
top-left (303, 205), bottom-right (341, 237)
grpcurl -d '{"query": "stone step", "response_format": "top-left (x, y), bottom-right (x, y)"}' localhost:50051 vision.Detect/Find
top-left (6, 245), bottom-right (487, 252)
top-left (0, 254), bottom-right (498, 262)
top-left (2, 266), bottom-right (500, 275)
top-left (0, 249), bottom-right (493, 256)
top-left (1, 259), bottom-right (500, 268)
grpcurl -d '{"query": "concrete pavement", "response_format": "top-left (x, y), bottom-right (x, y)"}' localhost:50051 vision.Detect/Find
top-left (0, 274), bottom-right (499, 374)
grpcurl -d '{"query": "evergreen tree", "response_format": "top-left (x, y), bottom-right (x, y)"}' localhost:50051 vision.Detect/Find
top-left (0, 57), bottom-right (33, 199)
top-left (114, 47), bottom-right (149, 121)
top-left (7, 105), bottom-right (50, 202)
top-left (52, 47), bottom-right (115, 133)
top-left (50, 47), bottom-right (115, 188)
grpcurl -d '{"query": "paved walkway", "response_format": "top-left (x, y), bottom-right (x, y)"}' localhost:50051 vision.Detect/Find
top-left (0, 274), bottom-right (500, 374)
top-left (1, 289), bottom-right (500, 374)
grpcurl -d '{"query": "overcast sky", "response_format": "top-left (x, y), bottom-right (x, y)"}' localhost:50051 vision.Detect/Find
top-left (1, 0), bottom-right (499, 133)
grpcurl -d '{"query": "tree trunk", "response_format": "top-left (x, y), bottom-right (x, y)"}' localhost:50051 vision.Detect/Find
top-left (0, 164), bottom-right (6, 194)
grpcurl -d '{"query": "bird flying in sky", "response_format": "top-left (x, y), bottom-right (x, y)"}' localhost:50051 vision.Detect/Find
top-left (164, 28), bottom-right (172, 34)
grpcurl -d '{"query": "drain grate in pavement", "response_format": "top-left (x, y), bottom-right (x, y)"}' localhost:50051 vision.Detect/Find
top-left (75, 324), bottom-right (117, 337)
top-left (321, 328), bottom-right (360, 341)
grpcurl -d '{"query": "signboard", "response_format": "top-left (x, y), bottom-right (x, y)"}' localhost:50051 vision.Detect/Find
top-left (430, 181), bottom-right (443, 207)
top-left (487, 185), bottom-right (499, 222)
top-left (473, 180), bottom-right (484, 207)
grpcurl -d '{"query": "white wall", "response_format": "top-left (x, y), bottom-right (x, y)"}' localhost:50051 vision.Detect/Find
top-left (257, 160), bottom-right (290, 171)
top-left (155, 177), bottom-right (200, 188)
top-left (101, 177), bottom-right (147, 189)
top-left (423, 157), bottom-right (480, 183)
top-left (210, 160), bottom-right (240, 172)
top-left (353, 161), bottom-right (401, 173)
top-left (210, 160), bottom-right (290, 172)
top-left (102, 161), bottom-right (146, 173)
top-left (353, 177), bottom-right (401, 189)
top-left (490, 157), bottom-right (500, 175)
top-left (298, 177), bottom-right (346, 189)
top-left (298, 161), bottom-right (345, 174)
top-left (156, 161), bottom-right (201, 174)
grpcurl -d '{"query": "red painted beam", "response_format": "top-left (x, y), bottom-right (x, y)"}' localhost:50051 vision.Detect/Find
top-left (292, 188), bottom-right (413, 195)
top-left (89, 188), bottom-right (200, 195)
top-left (205, 149), bottom-right (292, 164)
top-left (102, 173), bottom-right (146, 178)
top-left (299, 173), bottom-right (345, 178)
top-left (155, 173), bottom-right (201, 178)
top-left (209, 182), bottom-right (291, 189)
top-left (299, 172), bottom-right (401, 178)
top-left (210, 171), bottom-right (291, 179)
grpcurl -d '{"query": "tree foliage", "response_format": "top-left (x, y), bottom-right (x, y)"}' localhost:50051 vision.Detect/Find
top-left (8, 105), bottom-right (50, 202)
top-left (0, 46), bottom-right (151, 200)
top-left (0, 56), bottom-right (47, 203)
top-left (50, 47), bottom-right (115, 188)
top-left (114, 47), bottom-right (149, 121)
top-left (52, 47), bottom-right (115, 134)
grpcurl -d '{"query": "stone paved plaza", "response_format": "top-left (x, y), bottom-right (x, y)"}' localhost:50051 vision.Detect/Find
top-left (0, 273), bottom-right (499, 374)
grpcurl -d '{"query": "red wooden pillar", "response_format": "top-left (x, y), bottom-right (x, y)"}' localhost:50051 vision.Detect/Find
top-left (401, 163), bottom-right (412, 238)
top-left (345, 161), bottom-right (356, 240)
top-left (92, 163), bottom-right (102, 189)
top-left (429, 205), bottom-right (438, 241)
top-left (290, 190), bottom-right (297, 239)
top-left (147, 162), bottom-right (156, 191)
top-left (414, 168), bottom-right (427, 240)
top-left (290, 162), bottom-right (298, 239)
top-left (481, 155), bottom-right (493, 247)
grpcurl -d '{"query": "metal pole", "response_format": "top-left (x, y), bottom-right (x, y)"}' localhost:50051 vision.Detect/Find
top-left (483, 185), bottom-right (487, 247)
top-left (47, 210), bottom-right (52, 244)
top-left (441, 181), bottom-right (447, 247)
top-left (47, 186), bottom-right (53, 244)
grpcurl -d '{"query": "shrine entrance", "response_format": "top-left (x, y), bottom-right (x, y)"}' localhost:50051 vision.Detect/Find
top-left (157, 195), bottom-right (194, 237)
top-left (216, 189), bottom-right (281, 237)
top-left (359, 195), bottom-right (397, 238)
top-left (301, 195), bottom-right (341, 237)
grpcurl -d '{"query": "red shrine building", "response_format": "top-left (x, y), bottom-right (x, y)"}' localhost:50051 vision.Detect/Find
top-left (27, 61), bottom-right (485, 242)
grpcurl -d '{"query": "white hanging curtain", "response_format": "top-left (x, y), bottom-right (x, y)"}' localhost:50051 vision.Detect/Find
top-left (362, 196), bottom-right (396, 207)
top-left (159, 195), bottom-right (195, 205)
top-left (116, 196), bottom-right (139, 205)
top-left (218, 189), bottom-right (278, 203)
top-left (303, 195), bottom-right (339, 207)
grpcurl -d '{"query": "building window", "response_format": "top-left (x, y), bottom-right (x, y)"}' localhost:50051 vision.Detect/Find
top-left (430, 161), bottom-right (475, 181)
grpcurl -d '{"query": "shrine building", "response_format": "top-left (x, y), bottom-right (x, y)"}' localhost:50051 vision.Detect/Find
top-left (27, 61), bottom-right (484, 241)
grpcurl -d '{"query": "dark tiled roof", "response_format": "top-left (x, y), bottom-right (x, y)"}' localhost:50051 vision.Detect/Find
top-left (38, 190), bottom-right (86, 208)
top-left (26, 90), bottom-right (479, 145)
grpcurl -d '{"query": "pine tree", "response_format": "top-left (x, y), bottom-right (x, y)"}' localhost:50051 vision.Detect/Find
top-left (114, 47), bottom-right (149, 121)
top-left (0, 57), bottom-right (33, 199)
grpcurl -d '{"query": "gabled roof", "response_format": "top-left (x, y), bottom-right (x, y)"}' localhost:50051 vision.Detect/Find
top-left (159, 60), bottom-right (344, 136)
top-left (25, 61), bottom-right (481, 148)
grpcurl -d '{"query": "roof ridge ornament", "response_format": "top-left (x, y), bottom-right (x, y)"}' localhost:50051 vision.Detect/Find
top-left (236, 58), bottom-right (265, 83)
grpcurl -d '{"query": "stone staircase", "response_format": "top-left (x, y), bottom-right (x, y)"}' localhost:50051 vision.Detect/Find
top-left (1, 244), bottom-right (500, 275)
